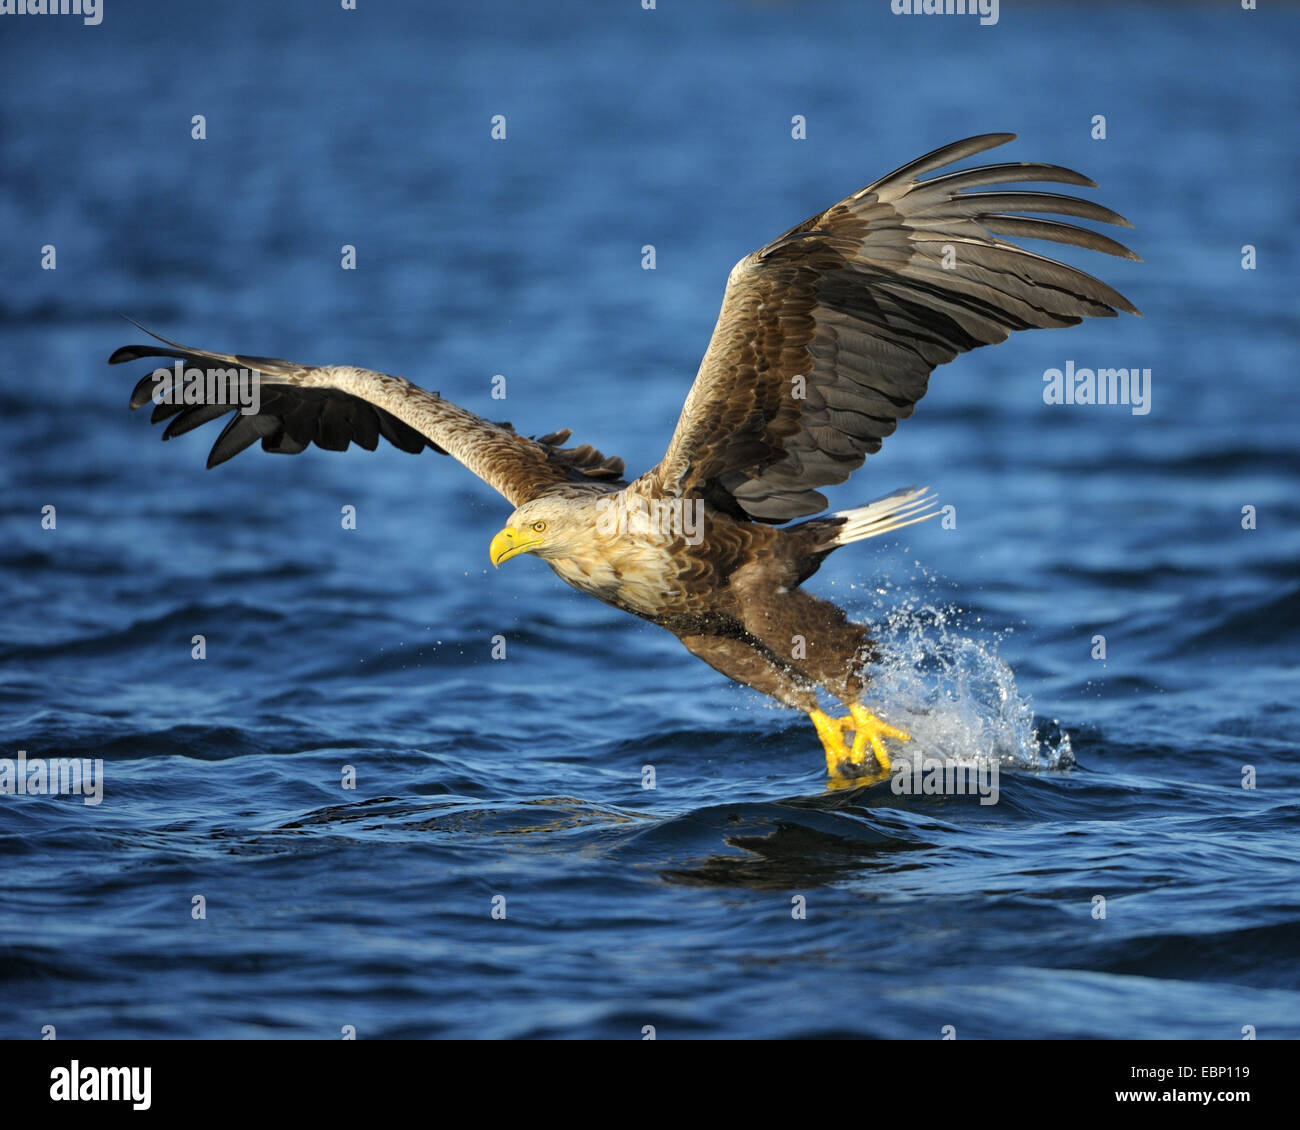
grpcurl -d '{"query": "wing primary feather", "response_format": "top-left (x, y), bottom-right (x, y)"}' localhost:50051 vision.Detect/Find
top-left (978, 215), bottom-right (1141, 260)
top-left (858, 132), bottom-right (1016, 195)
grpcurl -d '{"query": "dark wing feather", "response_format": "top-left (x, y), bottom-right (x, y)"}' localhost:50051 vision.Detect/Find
top-left (652, 133), bottom-right (1140, 522)
top-left (113, 327), bottom-right (624, 506)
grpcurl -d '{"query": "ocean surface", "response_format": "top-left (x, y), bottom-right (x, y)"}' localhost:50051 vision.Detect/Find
top-left (2, 1), bottom-right (1298, 1039)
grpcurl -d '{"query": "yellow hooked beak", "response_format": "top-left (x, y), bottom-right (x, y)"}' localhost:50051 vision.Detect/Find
top-left (489, 526), bottom-right (543, 567)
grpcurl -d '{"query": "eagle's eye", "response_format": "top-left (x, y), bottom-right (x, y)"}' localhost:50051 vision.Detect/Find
top-left (531, 520), bottom-right (547, 533)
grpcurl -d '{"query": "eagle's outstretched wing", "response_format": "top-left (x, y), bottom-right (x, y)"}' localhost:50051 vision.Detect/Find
top-left (111, 327), bottom-right (624, 507)
top-left (651, 133), bottom-right (1141, 522)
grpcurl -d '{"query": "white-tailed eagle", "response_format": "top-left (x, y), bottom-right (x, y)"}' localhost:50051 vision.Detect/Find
top-left (113, 134), bottom-right (1138, 779)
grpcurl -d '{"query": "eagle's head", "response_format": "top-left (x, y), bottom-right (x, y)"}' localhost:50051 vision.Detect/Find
top-left (489, 497), bottom-right (591, 567)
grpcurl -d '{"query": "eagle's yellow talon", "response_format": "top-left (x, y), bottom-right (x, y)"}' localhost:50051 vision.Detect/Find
top-left (845, 703), bottom-right (909, 771)
top-left (809, 705), bottom-right (908, 777)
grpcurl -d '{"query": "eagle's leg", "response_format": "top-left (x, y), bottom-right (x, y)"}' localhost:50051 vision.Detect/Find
top-left (731, 585), bottom-right (910, 774)
top-left (676, 631), bottom-right (853, 768)
top-left (675, 624), bottom-right (906, 780)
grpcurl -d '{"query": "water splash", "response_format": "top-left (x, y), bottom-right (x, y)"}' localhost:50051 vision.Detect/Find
top-left (857, 599), bottom-right (1073, 771)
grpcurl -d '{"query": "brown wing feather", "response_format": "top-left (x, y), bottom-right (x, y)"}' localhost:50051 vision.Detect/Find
top-left (112, 328), bottom-right (624, 507)
top-left (651, 133), bottom-right (1141, 522)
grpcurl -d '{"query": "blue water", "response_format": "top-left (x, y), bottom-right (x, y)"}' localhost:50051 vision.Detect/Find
top-left (3, 1), bottom-right (1298, 1039)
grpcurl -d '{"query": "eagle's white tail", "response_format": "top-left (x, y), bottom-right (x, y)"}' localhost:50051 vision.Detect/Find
top-left (820, 486), bottom-right (938, 549)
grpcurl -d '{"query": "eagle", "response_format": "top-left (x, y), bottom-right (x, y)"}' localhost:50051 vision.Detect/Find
top-left (112, 133), bottom-right (1138, 780)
